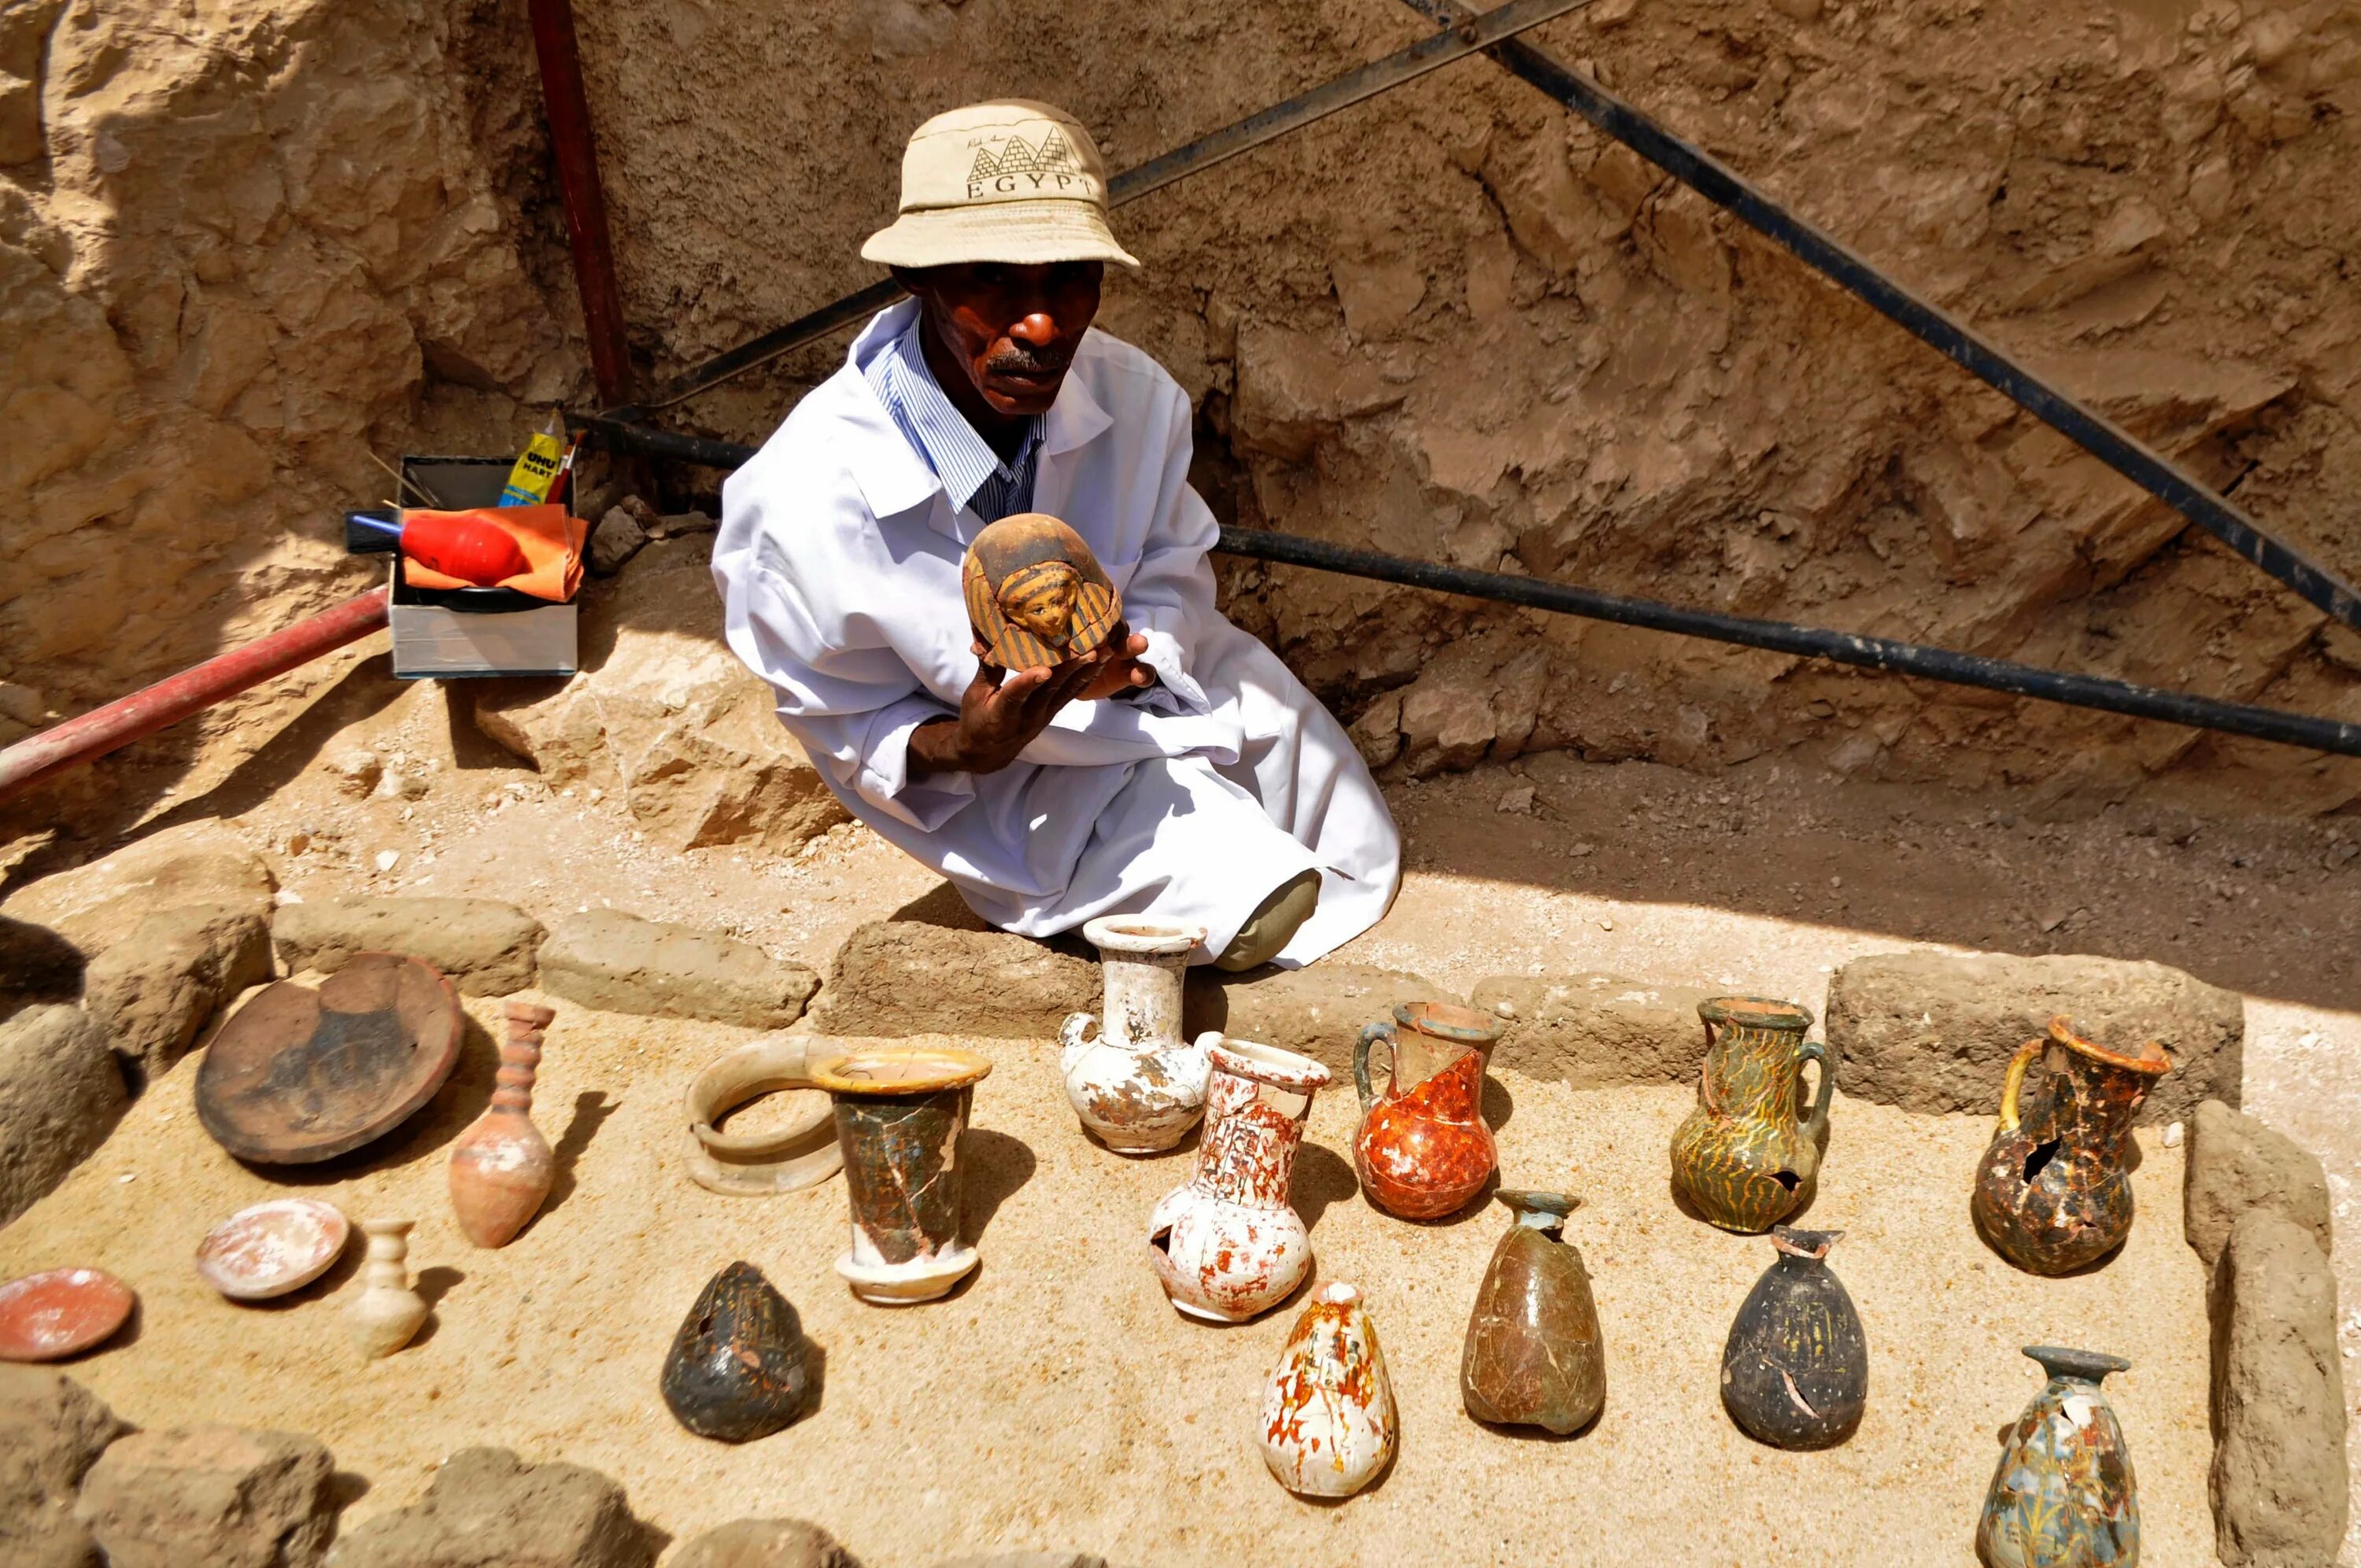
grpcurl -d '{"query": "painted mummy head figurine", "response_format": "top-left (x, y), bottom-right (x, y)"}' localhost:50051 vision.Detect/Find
top-left (962, 512), bottom-right (1121, 669)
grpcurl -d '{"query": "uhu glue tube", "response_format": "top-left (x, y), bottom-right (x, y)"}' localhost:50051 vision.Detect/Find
top-left (499, 414), bottom-right (566, 507)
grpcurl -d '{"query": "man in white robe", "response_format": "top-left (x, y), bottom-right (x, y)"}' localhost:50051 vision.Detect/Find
top-left (712, 99), bottom-right (1398, 968)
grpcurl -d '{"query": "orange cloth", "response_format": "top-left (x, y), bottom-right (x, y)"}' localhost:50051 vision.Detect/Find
top-left (400, 506), bottom-right (587, 603)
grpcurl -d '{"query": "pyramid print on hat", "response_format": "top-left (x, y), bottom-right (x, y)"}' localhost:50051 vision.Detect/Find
top-left (968, 128), bottom-right (1079, 183)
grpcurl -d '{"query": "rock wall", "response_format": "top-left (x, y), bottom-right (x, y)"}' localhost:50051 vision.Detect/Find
top-left (579, 0), bottom-right (2361, 814)
top-left (10, 0), bottom-right (2361, 843)
top-left (1, 0), bottom-right (582, 836)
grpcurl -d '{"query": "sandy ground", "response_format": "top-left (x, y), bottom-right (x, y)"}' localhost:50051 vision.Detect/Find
top-left (2, 1005), bottom-right (2213, 1568)
top-left (5, 670), bottom-right (2356, 1562)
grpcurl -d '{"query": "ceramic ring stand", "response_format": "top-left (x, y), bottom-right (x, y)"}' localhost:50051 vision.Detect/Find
top-left (682, 1035), bottom-right (844, 1197)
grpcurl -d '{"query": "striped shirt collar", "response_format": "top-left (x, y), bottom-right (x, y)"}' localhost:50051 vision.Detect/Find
top-left (861, 315), bottom-right (1043, 522)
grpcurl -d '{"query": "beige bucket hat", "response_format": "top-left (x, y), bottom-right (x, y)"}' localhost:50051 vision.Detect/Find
top-left (862, 100), bottom-right (1141, 271)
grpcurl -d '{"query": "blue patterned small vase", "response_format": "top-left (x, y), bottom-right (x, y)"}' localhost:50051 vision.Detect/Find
top-left (1975, 1345), bottom-right (2140, 1567)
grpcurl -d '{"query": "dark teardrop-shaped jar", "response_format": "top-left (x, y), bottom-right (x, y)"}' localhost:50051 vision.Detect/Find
top-left (1720, 1226), bottom-right (1868, 1450)
top-left (1460, 1189), bottom-right (1606, 1435)
top-left (660, 1261), bottom-right (815, 1442)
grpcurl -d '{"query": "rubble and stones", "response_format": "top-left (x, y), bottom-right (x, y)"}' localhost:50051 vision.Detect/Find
top-left (809, 921), bottom-right (1096, 1039)
top-left (0, 822), bottom-right (275, 957)
top-left (79, 905), bottom-right (271, 1086)
top-left (586, 500), bottom-right (656, 577)
top-left (2185, 1098), bottom-right (2337, 1272)
top-left (0, 1366), bottom-right (128, 1568)
top-left (272, 897), bottom-right (544, 996)
top-left (328, 1446), bottom-right (659, 1568)
top-left (0, 1005), bottom-right (126, 1226)
top-left (538, 909), bottom-right (817, 1029)
top-left (2206, 1212), bottom-right (2351, 1566)
top-left (474, 540), bottom-right (848, 856)
top-left (75, 1425), bottom-right (338, 1568)
top-left (1468, 972), bottom-right (1719, 1089)
top-left (1824, 950), bottom-right (2241, 1124)
top-left (670, 1519), bottom-right (862, 1568)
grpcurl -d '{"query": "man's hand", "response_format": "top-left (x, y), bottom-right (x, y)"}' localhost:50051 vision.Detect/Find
top-left (1071, 622), bottom-right (1153, 703)
top-left (907, 624), bottom-right (1155, 780)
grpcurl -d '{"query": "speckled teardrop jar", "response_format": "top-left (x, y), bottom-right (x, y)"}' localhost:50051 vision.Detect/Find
top-left (1971, 1016), bottom-right (2170, 1276)
top-left (1260, 1282), bottom-right (1397, 1498)
top-left (1354, 1001), bottom-right (1505, 1220)
top-left (1668, 998), bottom-right (1834, 1234)
top-left (1461, 1190), bottom-right (1605, 1435)
top-left (1720, 1226), bottom-right (1867, 1450)
top-left (1976, 1346), bottom-right (2141, 1568)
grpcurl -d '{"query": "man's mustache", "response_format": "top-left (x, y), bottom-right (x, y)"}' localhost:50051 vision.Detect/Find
top-left (985, 345), bottom-right (1071, 377)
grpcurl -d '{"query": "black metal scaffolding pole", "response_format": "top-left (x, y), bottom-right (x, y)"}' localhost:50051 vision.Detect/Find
top-left (611, 0), bottom-right (1588, 419)
top-left (1216, 528), bottom-right (2361, 759)
top-left (579, 415), bottom-right (2361, 760)
top-left (1398, 0), bottom-right (2361, 634)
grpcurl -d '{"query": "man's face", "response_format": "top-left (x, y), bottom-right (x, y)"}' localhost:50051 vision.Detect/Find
top-left (901, 260), bottom-right (1104, 419)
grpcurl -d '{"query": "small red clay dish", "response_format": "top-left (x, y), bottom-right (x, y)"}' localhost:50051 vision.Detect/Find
top-left (0, 1267), bottom-right (135, 1361)
top-left (196, 1198), bottom-right (351, 1301)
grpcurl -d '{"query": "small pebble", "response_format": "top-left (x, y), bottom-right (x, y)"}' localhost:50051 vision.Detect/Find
top-left (273, 889), bottom-right (305, 906)
top-left (2163, 1120), bottom-right (2184, 1148)
top-left (1493, 998), bottom-right (1518, 1020)
top-left (375, 850), bottom-right (401, 873)
top-left (1599, 917), bottom-right (1614, 931)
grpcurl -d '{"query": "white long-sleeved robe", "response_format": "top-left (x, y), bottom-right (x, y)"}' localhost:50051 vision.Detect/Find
top-left (711, 301), bottom-right (1400, 966)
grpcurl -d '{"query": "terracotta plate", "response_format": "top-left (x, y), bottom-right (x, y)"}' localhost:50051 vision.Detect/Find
top-left (196, 1198), bottom-right (351, 1300)
top-left (196, 952), bottom-right (464, 1164)
top-left (0, 1268), bottom-right (135, 1362)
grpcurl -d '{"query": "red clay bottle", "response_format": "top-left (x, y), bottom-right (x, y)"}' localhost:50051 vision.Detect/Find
top-left (448, 1001), bottom-right (556, 1249)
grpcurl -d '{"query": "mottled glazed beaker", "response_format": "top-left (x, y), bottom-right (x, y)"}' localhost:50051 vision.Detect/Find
top-left (1976, 1346), bottom-right (2140, 1568)
top-left (1354, 1000), bottom-right (1505, 1219)
top-left (1669, 997), bottom-right (1834, 1233)
top-left (811, 1046), bottom-right (993, 1305)
top-left (1461, 1190), bottom-right (1605, 1435)
top-left (1720, 1226), bottom-right (1867, 1450)
top-left (1971, 1016), bottom-right (2170, 1276)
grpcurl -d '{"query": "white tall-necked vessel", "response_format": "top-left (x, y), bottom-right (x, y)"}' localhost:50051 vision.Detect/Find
top-left (1059, 917), bottom-right (1210, 1154)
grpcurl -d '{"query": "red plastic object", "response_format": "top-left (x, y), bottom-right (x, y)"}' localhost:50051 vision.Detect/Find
top-left (0, 587), bottom-right (391, 806)
top-left (0, 1267), bottom-right (135, 1361)
top-left (402, 512), bottom-right (531, 585)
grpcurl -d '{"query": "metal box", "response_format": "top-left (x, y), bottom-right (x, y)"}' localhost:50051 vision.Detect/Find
top-left (386, 455), bottom-right (578, 680)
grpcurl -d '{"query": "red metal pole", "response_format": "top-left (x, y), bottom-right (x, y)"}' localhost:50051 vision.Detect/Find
top-left (0, 587), bottom-right (393, 806)
top-left (528, 0), bottom-right (635, 408)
